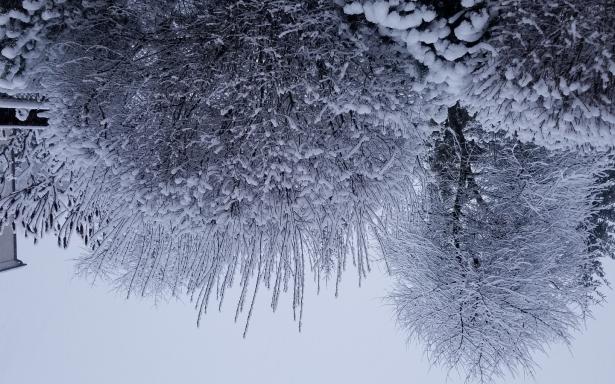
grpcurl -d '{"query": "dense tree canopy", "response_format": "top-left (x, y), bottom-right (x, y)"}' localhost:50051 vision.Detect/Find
top-left (343, 0), bottom-right (615, 147)
top-left (4, 0), bottom-right (429, 332)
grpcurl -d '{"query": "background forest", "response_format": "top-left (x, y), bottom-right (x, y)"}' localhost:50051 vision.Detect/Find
top-left (1, 1), bottom-right (614, 383)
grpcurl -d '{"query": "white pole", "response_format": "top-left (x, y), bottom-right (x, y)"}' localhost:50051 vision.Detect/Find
top-left (0, 127), bottom-right (23, 273)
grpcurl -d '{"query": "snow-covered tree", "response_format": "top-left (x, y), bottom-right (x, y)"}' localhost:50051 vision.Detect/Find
top-left (342, 0), bottom-right (615, 148)
top-left (380, 107), bottom-right (610, 382)
top-left (466, 0), bottom-right (615, 148)
top-left (22, 0), bottom-right (428, 331)
top-left (2, 4), bottom-right (614, 372)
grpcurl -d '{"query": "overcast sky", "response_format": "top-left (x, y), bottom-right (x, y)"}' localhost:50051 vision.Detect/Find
top-left (1, 236), bottom-right (614, 384)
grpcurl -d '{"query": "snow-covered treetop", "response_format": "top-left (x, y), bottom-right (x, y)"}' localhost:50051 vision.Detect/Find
top-left (0, 0), bottom-right (68, 93)
top-left (343, 0), bottom-right (615, 149)
top-left (42, 0), bottom-right (427, 233)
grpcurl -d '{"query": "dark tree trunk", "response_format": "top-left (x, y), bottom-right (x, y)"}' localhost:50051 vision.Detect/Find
top-left (447, 104), bottom-right (481, 268)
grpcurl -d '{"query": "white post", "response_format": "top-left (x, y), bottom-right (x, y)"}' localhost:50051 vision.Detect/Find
top-left (0, 224), bottom-right (22, 273)
top-left (0, 118), bottom-right (26, 272)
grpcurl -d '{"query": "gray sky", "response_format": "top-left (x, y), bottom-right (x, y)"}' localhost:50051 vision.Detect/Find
top-left (1, 236), bottom-right (614, 384)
